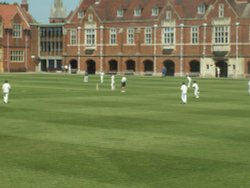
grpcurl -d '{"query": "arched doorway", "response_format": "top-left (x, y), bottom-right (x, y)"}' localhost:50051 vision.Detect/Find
top-left (247, 62), bottom-right (250, 75)
top-left (163, 60), bottom-right (175, 76)
top-left (216, 61), bottom-right (228, 77)
top-left (109, 60), bottom-right (118, 72)
top-left (86, 60), bottom-right (96, 74)
top-left (143, 60), bottom-right (153, 72)
top-left (126, 60), bottom-right (136, 72)
top-left (70, 59), bottom-right (78, 73)
top-left (189, 60), bottom-right (200, 73)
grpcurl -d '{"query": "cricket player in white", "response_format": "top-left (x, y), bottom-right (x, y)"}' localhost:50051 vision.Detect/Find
top-left (192, 81), bottom-right (199, 98)
top-left (100, 71), bottom-right (104, 83)
top-left (121, 75), bottom-right (127, 93)
top-left (187, 75), bottom-right (192, 88)
top-left (111, 75), bottom-right (115, 90)
top-left (84, 71), bottom-right (88, 82)
top-left (248, 80), bottom-right (250, 95)
top-left (180, 82), bottom-right (187, 104)
top-left (2, 80), bottom-right (11, 104)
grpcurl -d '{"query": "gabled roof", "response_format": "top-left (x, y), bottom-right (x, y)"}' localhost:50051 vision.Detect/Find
top-left (93, 0), bottom-right (166, 22)
top-left (0, 4), bottom-right (34, 30)
top-left (66, 0), bottom-right (250, 24)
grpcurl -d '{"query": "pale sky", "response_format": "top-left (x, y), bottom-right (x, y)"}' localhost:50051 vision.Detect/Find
top-left (2, 0), bottom-right (79, 23)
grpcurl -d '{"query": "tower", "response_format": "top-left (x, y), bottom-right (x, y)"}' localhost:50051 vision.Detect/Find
top-left (50, 0), bottom-right (67, 23)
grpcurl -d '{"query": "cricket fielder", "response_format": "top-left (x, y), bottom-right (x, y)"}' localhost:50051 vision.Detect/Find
top-left (180, 82), bottom-right (187, 104)
top-left (111, 74), bottom-right (115, 90)
top-left (192, 81), bottom-right (199, 98)
top-left (2, 80), bottom-right (11, 104)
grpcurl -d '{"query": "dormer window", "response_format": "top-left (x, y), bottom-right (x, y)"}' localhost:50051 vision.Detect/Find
top-left (117, 8), bottom-right (124, 17)
top-left (198, 4), bottom-right (206, 14)
top-left (219, 4), bottom-right (224, 18)
top-left (88, 14), bottom-right (93, 22)
top-left (78, 10), bottom-right (84, 19)
top-left (13, 23), bottom-right (22, 38)
top-left (152, 7), bottom-right (159, 16)
top-left (134, 8), bottom-right (141, 17)
top-left (166, 10), bottom-right (172, 20)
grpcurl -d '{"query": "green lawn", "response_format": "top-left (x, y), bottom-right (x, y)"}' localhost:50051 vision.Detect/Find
top-left (0, 73), bottom-right (250, 188)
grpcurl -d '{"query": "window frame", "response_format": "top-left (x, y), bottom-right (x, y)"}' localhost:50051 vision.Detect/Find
top-left (109, 28), bottom-right (117, 45)
top-left (198, 4), bottom-right (206, 14)
top-left (10, 50), bottom-right (24, 62)
top-left (127, 28), bottom-right (135, 45)
top-left (13, 23), bottom-right (22, 38)
top-left (218, 4), bottom-right (224, 18)
top-left (134, 8), bottom-right (141, 17)
top-left (144, 27), bottom-right (152, 44)
top-left (85, 28), bottom-right (96, 46)
top-left (70, 29), bottom-right (77, 45)
top-left (162, 27), bottom-right (175, 45)
top-left (166, 10), bottom-right (172, 20)
top-left (213, 25), bottom-right (230, 44)
top-left (191, 26), bottom-right (199, 44)
top-left (117, 9), bottom-right (124, 17)
top-left (152, 8), bottom-right (159, 16)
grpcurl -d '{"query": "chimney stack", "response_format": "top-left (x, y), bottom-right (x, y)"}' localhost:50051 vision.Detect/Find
top-left (21, 0), bottom-right (29, 12)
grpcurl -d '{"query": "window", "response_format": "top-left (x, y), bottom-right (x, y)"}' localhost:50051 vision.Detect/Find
top-left (40, 42), bottom-right (45, 52)
top-left (145, 27), bottom-right (152, 44)
top-left (0, 22), bottom-right (3, 37)
top-left (110, 28), bottom-right (117, 45)
top-left (134, 8), bottom-right (141, 17)
top-left (10, 50), bottom-right (24, 62)
top-left (219, 4), bottom-right (224, 18)
top-left (198, 4), bottom-right (206, 14)
top-left (163, 27), bottom-right (175, 44)
top-left (13, 24), bottom-right (22, 38)
top-left (78, 10), bottom-right (84, 19)
top-left (85, 29), bottom-right (96, 45)
top-left (127, 28), bottom-right (134, 44)
top-left (166, 10), bottom-right (172, 20)
top-left (213, 26), bottom-right (229, 44)
top-left (70, 29), bottom-right (77, 45)
top-left (191, 27), bottom-right (199, 44)
top-left (117, 8), bottom-right (124, 17)
top-left (88, 14), bottom-right (93, 22)
top-left (152, 8), bottom-right (159, 16)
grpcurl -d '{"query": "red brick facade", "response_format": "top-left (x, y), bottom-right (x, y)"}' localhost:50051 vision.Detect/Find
top-left (2, 0), bottom-right (250, 78)
top-left (0, 3), bottom-right (38, 72)
top-left (63, 0), bottom-right (250, 77)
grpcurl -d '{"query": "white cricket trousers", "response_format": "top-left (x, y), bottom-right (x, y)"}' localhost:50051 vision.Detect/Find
top-left (181, 93), bottom-right (187, 104)
top-left (111, 83), bottom-right (115, 90)
top-left (194, 89), bottom-right (199, 98)
top-left (3, 92), bottom-right (9, 103)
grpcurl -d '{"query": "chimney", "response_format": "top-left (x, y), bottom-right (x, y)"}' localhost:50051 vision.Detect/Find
top-left (21, 0), bottom-right (29, 12)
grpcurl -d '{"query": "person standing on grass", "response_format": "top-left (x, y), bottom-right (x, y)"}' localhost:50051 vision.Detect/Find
top-left (100, 71), bottom-right (104, 83)
top-left (216, 67), bottom-right (221, 78)
top-left (2, 80), bottom-right (11, 104)
top-left (248, 80), bottom-right (250, 95)
top-left (121, 75), bottom-right (127, 93)
top-left (84, 71), bottom-right (88, 82)
top-left (111, 74), bottom-right (115, 90)
top-left (192, 81), bottom-right (200, 98)
top-left (180, 82), bottom-right (187, 104)
top-left (187, 74), bottom-right (192, 88)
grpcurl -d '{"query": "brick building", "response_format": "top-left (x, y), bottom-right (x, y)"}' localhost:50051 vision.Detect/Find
top-left (63, 0), bottom-right (250, 77)
top-left (2, 0), bottom-right (250, 78)
top-left (0, 0), bottom-right (38, 72)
